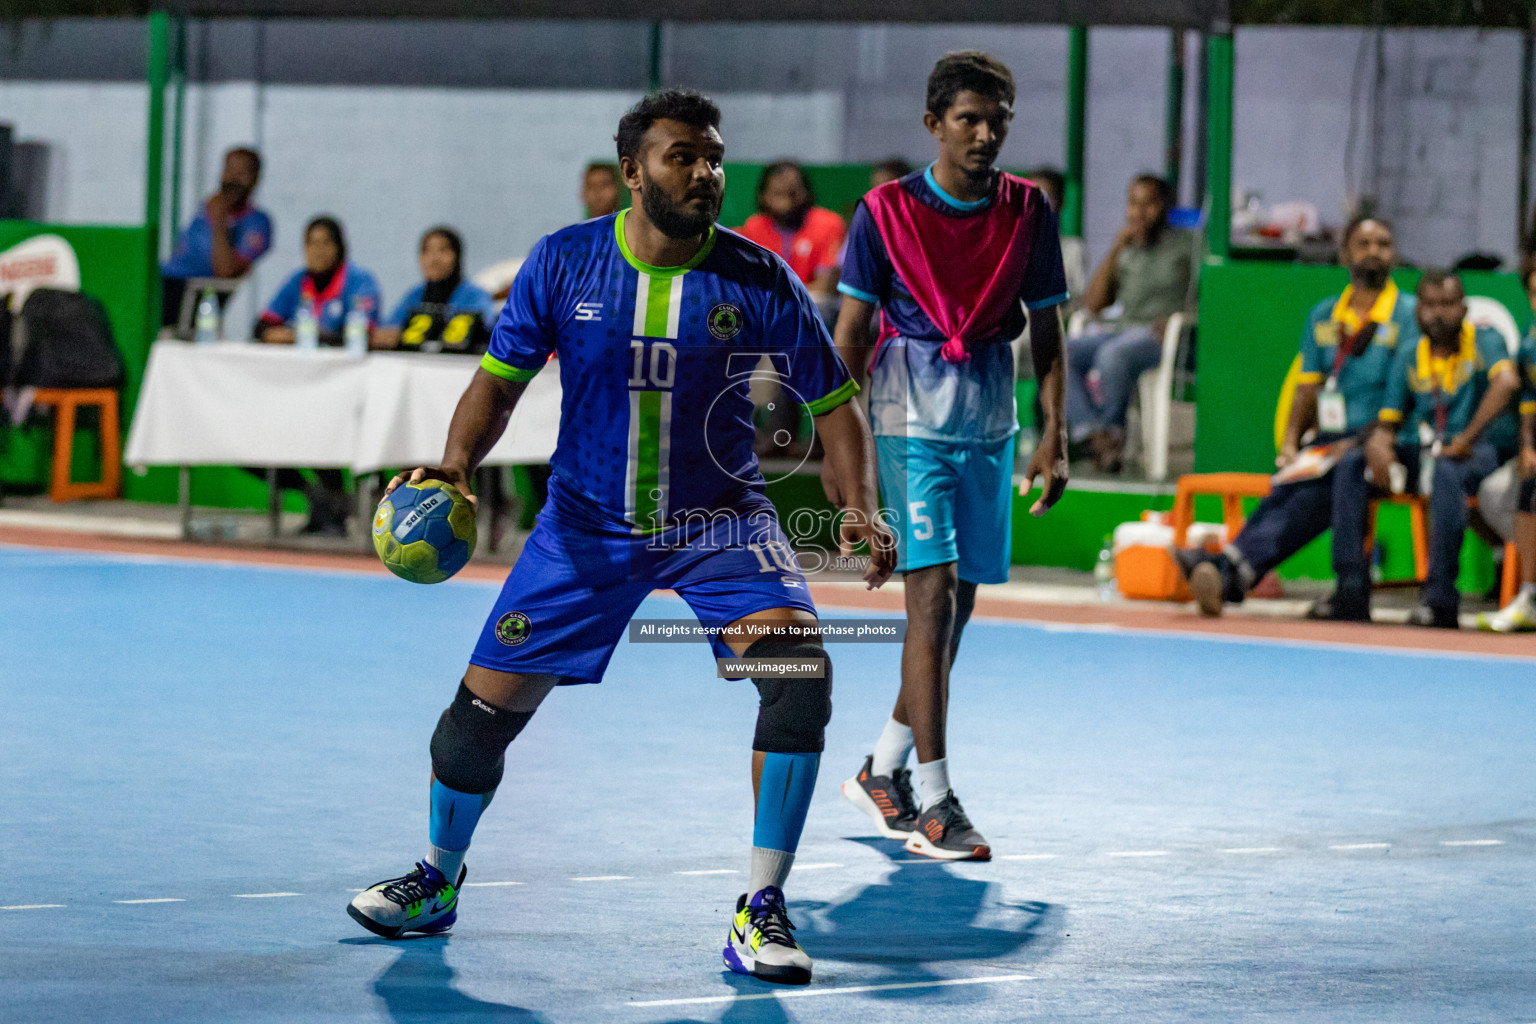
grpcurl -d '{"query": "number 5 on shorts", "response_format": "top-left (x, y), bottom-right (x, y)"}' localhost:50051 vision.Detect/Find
top-left (909, 501), bottom-right (934, 541)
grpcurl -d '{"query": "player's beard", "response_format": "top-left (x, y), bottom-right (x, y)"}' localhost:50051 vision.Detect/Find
top-left (641, 177), bottom-right (721, 239)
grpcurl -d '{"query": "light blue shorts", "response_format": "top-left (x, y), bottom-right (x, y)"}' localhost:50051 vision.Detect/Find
top-left (874, 434), bottom-right (1015, 584)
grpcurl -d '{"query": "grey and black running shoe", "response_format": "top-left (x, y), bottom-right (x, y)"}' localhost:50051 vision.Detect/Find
top-left (904, 791), bottom-right (991, 861)
top-left (841, 754), bottom-right (919, 839)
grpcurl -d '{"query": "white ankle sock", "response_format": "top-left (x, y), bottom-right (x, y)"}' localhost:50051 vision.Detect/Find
top-left (1521, 582), bottom-right (1536, 601)
top-left (749, 846), bottom-right (795, 895)
top-left (870, 717), bottom-right (914, 776)
top-left (426, 845), bottom-right (466, 886)
top-left (915, 758), bottom-right (951, 810)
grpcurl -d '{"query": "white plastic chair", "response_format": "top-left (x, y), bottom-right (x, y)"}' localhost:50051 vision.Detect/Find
top-left (1066, 309), bottom-right (1195, 480)
top-left (1465, 295), bottom-right (1521, 357)
top-left (1136, 312), bottom-right (1196, 481)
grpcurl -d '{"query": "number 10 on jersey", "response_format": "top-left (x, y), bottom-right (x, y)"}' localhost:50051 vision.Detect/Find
top-left (628, 340), bottom-right (677, 390)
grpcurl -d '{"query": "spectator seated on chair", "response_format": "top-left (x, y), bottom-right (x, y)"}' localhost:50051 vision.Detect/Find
top-left (1173, 217), bottom-right (1413, 616)
top-left (374, 227), bottom-right (497, 355)
top-left (160, 147), bottom-right (272, 328)
top-left (256, 216), bottom-right (382, 347)
top-left (1068, 173), bottom-right (1195, 473)
top-left (1320, 270), bottom-right (1520, 628)
top-left (252, 216), bottom-right (382, 536)
top-left (1477, 269), bottom-right (1536, 632)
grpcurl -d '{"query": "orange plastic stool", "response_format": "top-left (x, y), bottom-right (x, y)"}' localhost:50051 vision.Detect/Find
top-left (1169, 472), bottom-right (1272, 547)
top-left (1367, 494), bottom-right (1483, 589)
top-left (32, 388), bottom-right (121, 502)
top-left (1116, 472), bottom-right (1272, 602)
top-left (1367, 493), bottom-right (1430, 586)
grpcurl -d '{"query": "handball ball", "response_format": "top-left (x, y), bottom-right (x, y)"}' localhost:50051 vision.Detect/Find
top-left (373, 479), bottom-right (476, 584)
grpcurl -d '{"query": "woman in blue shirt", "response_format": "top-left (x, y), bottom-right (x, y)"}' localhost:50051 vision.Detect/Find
top-left (250, 215), bottom-right (380, 536)
top-left (257, 216), bottom-right (382, 345)
top-left (376, 227), bottom-right (498, 354)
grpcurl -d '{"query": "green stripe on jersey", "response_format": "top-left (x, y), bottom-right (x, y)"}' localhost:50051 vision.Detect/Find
top-left (632, 389), bottom-right (663, 529)
top-left (480, 353), bottom-right (541, 382)
top-left (803, 377), bottom-right (861, 416)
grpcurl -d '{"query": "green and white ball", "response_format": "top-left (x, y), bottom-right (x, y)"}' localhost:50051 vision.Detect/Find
top-left (372, 479), bottom-right (477, 584)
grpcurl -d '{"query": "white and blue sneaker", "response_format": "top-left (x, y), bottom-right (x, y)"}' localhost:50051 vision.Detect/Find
top-left (347, 861), bottom-right (464, 939)
top-left (723, 886), bottom-right (812, 986)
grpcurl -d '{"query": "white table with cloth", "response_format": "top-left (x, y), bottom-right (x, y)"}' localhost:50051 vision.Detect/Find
top-left (124, 341), bottom-right (561, 538)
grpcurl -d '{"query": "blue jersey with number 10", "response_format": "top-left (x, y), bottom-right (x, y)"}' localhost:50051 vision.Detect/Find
top-left (481, 211), bottom-right (857, 536)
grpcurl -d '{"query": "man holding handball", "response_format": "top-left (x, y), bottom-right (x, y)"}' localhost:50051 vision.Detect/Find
top-left (347, 89), bottom-right (894, 987)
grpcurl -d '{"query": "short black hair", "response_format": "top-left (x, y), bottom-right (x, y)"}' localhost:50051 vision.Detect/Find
top-left (226, 146), bottom-right (261, 176)
top-left (756, 161), bottom-right (813, 214)
top-left (1342, 213), bottom-right (1394, 247)
top-left (873, 158), bottom-right (913, 180)
top-left (1417, 267), bottom-right (1463, 296)
top-left (584, 162), bottom-right (621, 184)
top-left (1130, 172), bottom-right (1174, 208)
top-left (926, 51), bottom-right (1015, 118)
top-left (615, 89), bottom-right (722, 162)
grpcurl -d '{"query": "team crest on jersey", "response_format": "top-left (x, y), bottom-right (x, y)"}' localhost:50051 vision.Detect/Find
top-left (707, 303), bottom-right (744, 341)
top-left (495, 611), bottom-right (532, 646)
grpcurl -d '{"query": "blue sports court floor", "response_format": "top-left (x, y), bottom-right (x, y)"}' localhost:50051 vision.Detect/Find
top-left (5, 542), bottom-right (1536, 1023)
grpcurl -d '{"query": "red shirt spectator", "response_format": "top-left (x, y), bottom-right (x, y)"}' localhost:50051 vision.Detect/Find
top-left (736, 162), bottom-right (844, 293)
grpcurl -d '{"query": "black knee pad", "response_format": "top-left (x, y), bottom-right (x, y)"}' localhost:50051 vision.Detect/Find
top-left (746, 637), bottom-right (832, 754)
top-left (429, 680), bottom-right (533, 795)
top-left (1521, 475), bottom-right (1536, 514)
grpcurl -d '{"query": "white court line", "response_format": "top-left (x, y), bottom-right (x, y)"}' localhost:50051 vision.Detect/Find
top-left (1441, 839), bottom-right (1503, 847)
top-left (572, 876), bottom-right (631, 882)
top-left (675, 869), bottom-right (740, 876)
top-left (463, 881), bottom-right (524, 887)
top-left (999, 853), bottom-right (1059, 861)
top-left (232, 892), bottom-right (303, 898)
top-left (627, 973), bottom-right (1035, 1007)
top-left (2, 904), bottom-right (63, 910)
top-left (114, 898), bottom-right (185, 904)
top-left (1329, 843), bottom-right (1390, 850)
top-left (791, 862), bottom-right (843, 871)
top-left (1221, 847), bottom-right (1282, 854)
top-left (1106, 851), bottom-right (1170, 858)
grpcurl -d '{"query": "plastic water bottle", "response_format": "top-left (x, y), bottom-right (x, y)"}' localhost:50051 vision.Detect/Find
top-left (193, 289), bottom-right (220, 344)
top-left (1094, 536), bottom-right (1116, 602)
top-left (295, 304), bottom-right (319, 350)
top-left (343, 301), bottom-right (369, 355)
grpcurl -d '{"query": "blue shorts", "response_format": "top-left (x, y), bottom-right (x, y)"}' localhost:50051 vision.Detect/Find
top-left (469, 509), bottom-right (817, 684)
top-left (875, 434), bottom-right (1015, 584)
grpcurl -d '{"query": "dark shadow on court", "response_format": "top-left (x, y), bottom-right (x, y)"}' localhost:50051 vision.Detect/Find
top-left (354, 935), bottom-right (548, 1023)
top-left (650, 838), bottom-right (1058, 1023)
top-left (799, 836), bottom-right (1058, 970)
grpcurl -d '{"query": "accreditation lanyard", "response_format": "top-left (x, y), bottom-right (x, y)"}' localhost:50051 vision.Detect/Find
top-left (1325, 319), bottom-right (1377, 390)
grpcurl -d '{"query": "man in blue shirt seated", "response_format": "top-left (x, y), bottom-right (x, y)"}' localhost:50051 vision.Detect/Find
top-left (1324, 269), bottom-right (1520, 628)
top-left (160, 148), bottom-right (272, 327)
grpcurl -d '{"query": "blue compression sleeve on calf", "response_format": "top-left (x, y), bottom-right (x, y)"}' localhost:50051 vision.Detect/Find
top-left (753, 751), bottom-right (820, 852)
top-left (429, 778), bottom-right (489, 853)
